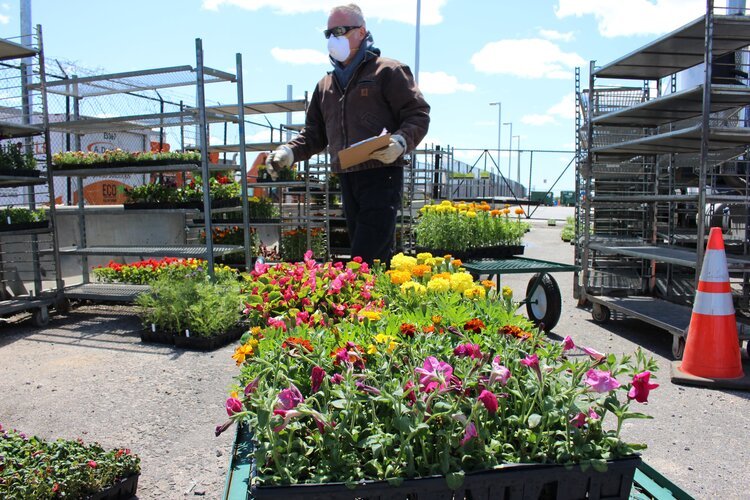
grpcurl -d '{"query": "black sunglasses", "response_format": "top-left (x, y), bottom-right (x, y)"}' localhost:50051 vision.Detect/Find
top-left (324, 25), bottom-right (361, 39)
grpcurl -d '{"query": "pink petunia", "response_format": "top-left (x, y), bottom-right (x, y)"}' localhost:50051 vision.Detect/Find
top-left (276, 384), bottom-right (304, 415)
top-left (244, 376), bottom-right (260, 396)
top-left (520, 354), bottom-right (539, 369)
top-left (404, 380), bottom-right (417, 405)
top-left (454, 343), bottom-right (483, 360)
top-left (588, 408), bottom-right (600, 420)
top-left (311, 366), bottom-right (326, 393)
top-left (225, 397), bottom-right (243, 416)
top-left (569, 412), bottom-right (586, 428)
top-left (488, 356), bottom-right (511, 386)
top-left (584, 369), bottom-right (621, 393)
top-left (460, 422), bottom-right (478, 446)
top-left (330, 373), bottom-right (344, 385)
top-left (414, 356), bottom-right (454, 393)
top-left (478, 390), bottom-right (498, 415)
top-left (628, 371), bottom-right (659, 403)
top-left (562, 336), bottom-right (575, 351)
top-left (581, 346), bottom-right (606, 362)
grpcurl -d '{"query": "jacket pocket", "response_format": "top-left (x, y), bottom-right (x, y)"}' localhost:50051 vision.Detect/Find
top-left (361, 111), bottom-right (384, 135)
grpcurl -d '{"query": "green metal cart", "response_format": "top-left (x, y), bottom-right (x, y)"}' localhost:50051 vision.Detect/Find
top-left (461, 257), bottom-right (578, 332)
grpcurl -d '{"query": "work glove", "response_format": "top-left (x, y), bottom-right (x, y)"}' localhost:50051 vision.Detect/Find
top-left (265, 145), bottom-right (293, 180)
top-left (369, 134), bottom-right (407, 164)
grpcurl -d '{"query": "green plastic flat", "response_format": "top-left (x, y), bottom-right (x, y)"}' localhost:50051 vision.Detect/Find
top-left (461, 256), bottom-right (578, 275)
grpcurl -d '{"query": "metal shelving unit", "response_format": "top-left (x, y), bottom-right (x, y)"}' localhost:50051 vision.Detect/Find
top-left (575, 2), bottom-right (750, 358)
top-left (0, 27), bottom-right (64, 325)
top-left (47, 41), bottom-right (250, 301)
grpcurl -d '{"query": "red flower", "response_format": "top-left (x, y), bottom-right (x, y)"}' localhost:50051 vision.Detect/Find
top-left (628, 371), bottom-right (659, 403)
top-left (87, 460), bottom-right (97, 468)
top-left (52, 483), bottom-right (60, 493)
top-left (282, 337), bottom-right (313, 352)
top-left (422, 325), bottom-right (435, 334)
top-left (403, 380), bottom-right (417, 405)
top-left (478, 389), bottom-right (498, 415)
top-left (464, 319), bottom-right (486, 334)
top-left (499, 324), bottom-right (532, 340)
top-left (225, 397), bottom-right (243, 416)
top-left (330, 342), bottom-right (366, 370)
top-left (400, 323), bottom-right (417, 338)
top-left (311, 366), bottom-right (326, 393)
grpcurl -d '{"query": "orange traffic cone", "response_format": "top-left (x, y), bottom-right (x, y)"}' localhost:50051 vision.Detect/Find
top-left (679, 227), bottom-right (744, 379)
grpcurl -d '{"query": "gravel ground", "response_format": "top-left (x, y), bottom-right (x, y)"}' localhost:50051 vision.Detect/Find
top-left (2, 209), bottom-right (749, 499)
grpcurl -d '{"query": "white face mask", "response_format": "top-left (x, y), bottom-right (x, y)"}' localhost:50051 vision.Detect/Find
top-left (327, 35), bottom-right (351, 62)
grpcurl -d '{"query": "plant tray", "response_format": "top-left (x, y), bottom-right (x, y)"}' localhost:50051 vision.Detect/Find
top-left (52, 159), bottom-right (201, 171)
top-left (88, 473), bottom-right (140, 500)
top-left (225, 424), bottom-right (641, 500)
top-left (141, 324), bottom-right (245, 351)
top-left (0, 167), bottom-right (41, 177)
top-left (124, 197), bottom-right (241, 210)
top-left (414, 245), bottom-right (525, 261)
top-left (192, 217), bottom-right (281, 225)
top-left (0, 220), bottom-right (48, 232)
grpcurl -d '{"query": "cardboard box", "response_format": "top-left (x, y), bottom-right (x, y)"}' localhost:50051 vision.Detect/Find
top-left (338, 133), bottom-right (391, 169)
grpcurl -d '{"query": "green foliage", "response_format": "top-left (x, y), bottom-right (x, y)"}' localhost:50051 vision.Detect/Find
top-left (281, 227), bottom-right (326, 262)
top-left (0, 426), bottom-right (140, 499)
top-left (125, 174), bottom-right (241, 204)
top-left (0, 143), bottom-right (36, 171)
top-left (561, 217), bottom-right (575, 242)
top-left (52, 149), bottom-right (201, 166)
top-left (0, 207), bottom-right (47, 226)
top-left (136, 276), bottom-right (242, 336)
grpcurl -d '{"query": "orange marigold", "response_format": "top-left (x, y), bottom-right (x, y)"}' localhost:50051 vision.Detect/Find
top-left (411, 264), bottom-right (432, 277)
top-left (282, 337), bottom-right (313, 352)
top-left (499, 324), bottom-right (533, 340)
top-left (464, 318), bottom-right (486, 334)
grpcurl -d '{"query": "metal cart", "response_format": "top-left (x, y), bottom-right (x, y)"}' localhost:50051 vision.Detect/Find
top-left (461, 257), bottom-right (578, 332)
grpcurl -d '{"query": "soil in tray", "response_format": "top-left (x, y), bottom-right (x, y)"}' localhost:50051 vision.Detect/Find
top-left (414, 245), bottom-right (525, 260)
top-left (141, 325), bottom-right (245, 351)
top-left (0, 221), bottom-right (49, 232)
top-left (88, 473), bottom-right (140, 500)
top-left (0, 168), bottom-right (42, 177)
top-left (52, 160), bottom-right (201, 171)
top-left (123, 198), bottom-right (241, 210)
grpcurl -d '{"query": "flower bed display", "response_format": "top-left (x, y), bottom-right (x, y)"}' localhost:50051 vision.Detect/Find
top-left (136, 277), bottom-right (244, 350)
top-left (0, 424), bottom-right (140, 499)
top-left (220, 252), bottom-right (658, 495)
top-left (281, 227), bottom-right (326, 262)
top-left (124, 173), bottom-right (241, 210)
top-left (0, 207), bottom-right (48, 232)
top-left (415, 201), bottom-right (529, 259)
top-left (51, 149), bottom-right (201, 170)
top-left (92, 257), bottom-right (237, 285)
top-left (0, 143), bottom-right (39, 176)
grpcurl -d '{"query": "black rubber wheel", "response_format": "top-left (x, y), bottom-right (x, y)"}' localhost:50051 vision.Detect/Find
top-left (672, 335), bottom-right (686, 360)
top-left (525, 273), bottom-right (562, 332)
top-left (31, 307), bottom-right (49, 327)
top-left (55, 298), bottom-right (71, 315)
top-left (591, 303), bottom-right (611, 323)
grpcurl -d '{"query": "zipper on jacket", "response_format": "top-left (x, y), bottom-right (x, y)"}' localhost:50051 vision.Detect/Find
top-left (336, 55), bottom-right (372, 150)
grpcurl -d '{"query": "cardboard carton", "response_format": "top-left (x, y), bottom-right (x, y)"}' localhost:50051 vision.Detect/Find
top-left (338, 133), bottom-right (391, 169)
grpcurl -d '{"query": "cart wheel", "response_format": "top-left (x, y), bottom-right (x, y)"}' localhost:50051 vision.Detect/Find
top-left (55, 298), bottom-right (71, 315)
top-left (31, 307), bottom-right (49, 327)
top-left (672, 335), bottom-right (686, 360)
top-left (525, 273), bottom-right (562, 332)
top-left (591, 303), bottom-right (611, 323)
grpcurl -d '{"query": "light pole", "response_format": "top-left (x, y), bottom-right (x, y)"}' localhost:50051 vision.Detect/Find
top-left (513, 135), bottom-right (521, 184)
top-left (503, 122), bottom-right (512, 179)
top-left (489, 102), bottom-right (501, 167)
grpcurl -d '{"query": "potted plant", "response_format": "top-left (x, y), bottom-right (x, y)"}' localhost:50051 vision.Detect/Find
top-left (414, 201), bottom-right (529, 259)
top-left (123, 174), bottom-right (241, 210)
top-left (0, 143), bottom-right (39, 177)
top-left (0, 207), bottom-right (48, 232)
top-left (92, 257), bottom-right (238, 285)
top-left (219, 254), bottom-right (657, 497)
top-left (136, 275), bottom-right (245, 350)
top-left (51, 149), bottom-right (201, 170)
top-left (0, 424), bottom-right (140, 499)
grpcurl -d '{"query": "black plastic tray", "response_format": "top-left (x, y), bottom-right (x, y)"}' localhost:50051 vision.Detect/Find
top-left (414, 245), bottom-right (525, 260)
top-left (88, 473), bottom-right (139, 500)
top-left (123, 197), bottom-right (241, 210)
top-left (0, 168), bottom-right (41, 177)
top-left (0, 220), bottom-right (48, 232)
top-left (52, 159), bottom-right (201, 171)
top-left (140, 325), bottom-right (245, 351)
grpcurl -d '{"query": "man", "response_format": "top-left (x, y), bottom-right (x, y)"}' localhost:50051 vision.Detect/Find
top-left (266, 3), bottom-right (430, 264)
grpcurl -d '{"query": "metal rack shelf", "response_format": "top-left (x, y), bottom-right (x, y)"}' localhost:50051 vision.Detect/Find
top-left (0, 121), bottom-right (44, 138)
top-left (47, 109), bottom-right (235, 134)
top-left (592, 124), bottom-right (750, 156)
top-left (0, 226), bottom-right (52, 237)
top-left (49, 162), bottom-right (236, 177)
top-left (592, 84), bottom-right (750, 126)
top-left (593, 14), bottom-right (750, 80)
top-left (56, 245), bottom-right (242, 258)
top-left (0, 174), bottom-right (47, 187)
top-left (63, 283), bottom-right (149, 302)
top-left (204, 99), bottom-right (306, 118)
top-left (0, 37), bottom-right (37, 61)
top-left (589, 243), bottom-right (750, 269)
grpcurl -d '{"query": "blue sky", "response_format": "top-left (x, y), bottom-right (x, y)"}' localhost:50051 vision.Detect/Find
top-left (0, 0), bottom-right (723, 191)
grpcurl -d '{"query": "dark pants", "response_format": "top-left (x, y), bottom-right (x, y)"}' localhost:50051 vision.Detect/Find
top-left (339, 166), bottom-right (403, 264)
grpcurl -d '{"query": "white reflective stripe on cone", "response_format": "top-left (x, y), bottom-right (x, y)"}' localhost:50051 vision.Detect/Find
top-left (693, 290), bottom-right (735, 316)
top-left (700, 249), bottom-right (730, 283)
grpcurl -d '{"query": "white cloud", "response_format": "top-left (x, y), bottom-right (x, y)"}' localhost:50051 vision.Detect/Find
top-left (554, 0), bottom-right (718, 38)
top-left (470, 39), bottom-right (585, 80)
top-left (0, 14), bottom-right (8, 24)
top-left (270, 47), bottom-right (329, 65)
top-left (538, 28), bottom-right (574, 42)
top-left (521, 92), bottom-right (575, 126)
top-left (418, 71), bottom-right (476, 95)
top-left (202, 0), bottom-right (447, 25)
top-left (246, 128), bottom-right (278, 143)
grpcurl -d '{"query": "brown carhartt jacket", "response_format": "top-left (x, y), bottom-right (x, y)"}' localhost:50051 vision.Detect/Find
top-left (287, 51), bottom-right (430, 174)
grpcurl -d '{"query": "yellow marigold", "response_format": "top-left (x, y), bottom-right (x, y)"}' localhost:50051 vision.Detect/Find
top-left (450, 272), bottom-right (475, 293)
top-left (481, 280), bottom-right (496, 289)
top-left (389, 270), bottom-right (412, 285)
top-left (427, 277), bottom-right (451, 293)
top-left (390, 252), bottom-right (417, 272)
top-left (411, 264), bottom-right (432, 277)
top-left (367, 344), bottom-right (378, 355)
top-left (360, 310), bottom-right (382, 322)
top-left (432, 314), bottom-right (442, 325)
top-left (443, 254), bottom-right (452, 260)
top-left (466, 211), bottom-right (477, 218)
top-left (452, 259), bottom-right (463, 268)
top-left (232, 342), bottom-right (255, 366)
top-left (416, 252), bottom-right (433, 262)
top-left (250, 326), bottom-right (262, 337)
top-left (502, 286), bottom-right (513, 299)
top-left (400, 281), bottom-right (427, 296)
top-left (441, 200), bottom-right (452, 206)
top-left (432, 272), bottom-right (452, 281)
top-left (464, 286), bottom-right (487, 299)
top-left (505, 204), bottom-right (511, 208)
